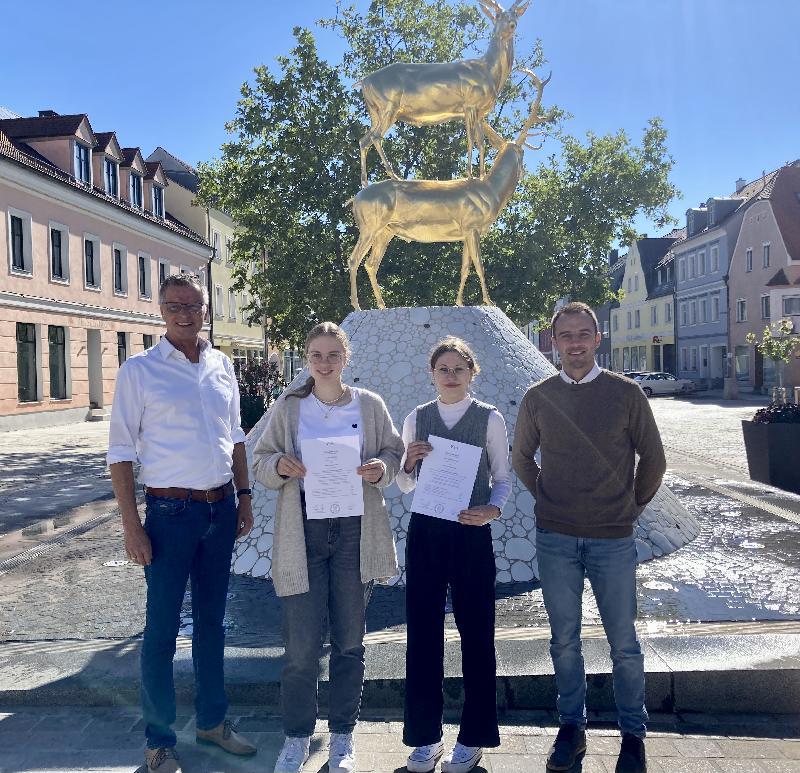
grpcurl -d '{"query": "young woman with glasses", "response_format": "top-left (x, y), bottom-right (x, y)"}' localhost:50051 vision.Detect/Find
top-left (251, 321), bottom-right (403, 773)
top-left (397, 336), bottom-right (511, 773)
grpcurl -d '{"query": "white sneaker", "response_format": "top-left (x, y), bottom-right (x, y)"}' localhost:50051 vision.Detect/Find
top-left (441, 743), bottom-right (483, 773)
top-left (407, 741), bottom-right (444, 773)
top-left (328, 732), bottom-right (355, 773)
top-left (273, 735), bottom-right (310, 773)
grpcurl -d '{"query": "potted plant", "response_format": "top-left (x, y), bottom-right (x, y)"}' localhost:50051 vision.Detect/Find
top-left (236, 357), bottom-right (286, 432)
top-left (741, 318), bottom-right (800, 493)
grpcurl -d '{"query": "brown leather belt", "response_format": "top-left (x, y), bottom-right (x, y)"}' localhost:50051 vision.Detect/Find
top-left (145, 480), bottom-right (234, 503)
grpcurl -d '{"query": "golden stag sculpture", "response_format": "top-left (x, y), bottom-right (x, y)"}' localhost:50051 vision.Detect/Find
top-left (348, 71), bottom-right (549, 311)
top-left (356, 0), bottom-right (529, 187)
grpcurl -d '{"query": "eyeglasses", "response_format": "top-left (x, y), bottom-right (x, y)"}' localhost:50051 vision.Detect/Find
top-left (308, 352), bottom-right (344, 365)
top-left (433, 366), bottom-right (470, 378)
top-left (161, 302), bottom-right (205, 314)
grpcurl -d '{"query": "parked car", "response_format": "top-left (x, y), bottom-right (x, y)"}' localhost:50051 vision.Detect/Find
top-left (634, 372), bottom-right (694, 397)
top-left (622, 371), bottom-right (647, 380)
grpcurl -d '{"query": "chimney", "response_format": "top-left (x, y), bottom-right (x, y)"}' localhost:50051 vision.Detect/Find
top-left (735, 177), bottom-right (746, 193)
top-left (38, 110), bottom-right (58, 118)
top-left (607, 248), bottom-right (619, 265)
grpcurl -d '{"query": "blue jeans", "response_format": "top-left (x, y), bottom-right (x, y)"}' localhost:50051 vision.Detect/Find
top-left (536, 527), bottom-right (647, 738)
top-left (141, 492), bottom-right (237, 749)
top-left (280, 514), bottom-right (370, 736)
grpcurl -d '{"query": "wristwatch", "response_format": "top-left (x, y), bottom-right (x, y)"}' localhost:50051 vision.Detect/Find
top-left (236, 488), bottom-right (252, 498)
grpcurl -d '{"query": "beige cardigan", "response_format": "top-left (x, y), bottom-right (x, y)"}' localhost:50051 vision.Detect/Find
top-left (251, 387), bottom-right (403, 597)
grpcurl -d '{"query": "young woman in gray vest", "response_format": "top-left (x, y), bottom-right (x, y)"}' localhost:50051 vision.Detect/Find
top-left (397, 337), bottom-right (511, 773)
top-left (251, 322), bottom-right (404, 773)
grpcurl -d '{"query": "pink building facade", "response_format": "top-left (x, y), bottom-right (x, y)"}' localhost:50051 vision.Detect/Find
top-left (728, 163), bottom-right (800, 394)
top-left (0, 113), bottom-right (212, 430)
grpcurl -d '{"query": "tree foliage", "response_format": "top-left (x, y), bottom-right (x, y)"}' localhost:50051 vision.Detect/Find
top-left (197, 0), bottom-right (678, 345)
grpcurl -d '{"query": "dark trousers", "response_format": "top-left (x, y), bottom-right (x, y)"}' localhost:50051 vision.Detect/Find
top-left (403, 512), bottom-right (499, 748)
top-left (280, 514), bottom-right (370, 736)
top-left (141, 492), bottom-right (237, 749)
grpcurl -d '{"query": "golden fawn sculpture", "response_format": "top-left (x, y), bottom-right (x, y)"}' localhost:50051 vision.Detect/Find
top-left (356, 0), bottom-right (529, 187)
top-left (348, 70), bottom-right (549, 311)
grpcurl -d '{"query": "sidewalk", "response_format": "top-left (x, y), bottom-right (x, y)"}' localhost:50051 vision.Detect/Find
top-left (1, 706), bottom-right (799, 772)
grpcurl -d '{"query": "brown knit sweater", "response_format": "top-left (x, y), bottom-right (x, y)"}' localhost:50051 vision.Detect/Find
top-left (512, 371), bottom-right (666, 538)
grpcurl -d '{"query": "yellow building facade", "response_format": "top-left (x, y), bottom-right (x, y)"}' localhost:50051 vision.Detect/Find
top-left (611, 237), bottom-right (678, 374)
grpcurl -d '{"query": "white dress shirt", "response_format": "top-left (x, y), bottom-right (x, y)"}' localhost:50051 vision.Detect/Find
top-left (559, 361), bottom-right (602, 384)
top-left (107, 336), bottom-right (245, 489)
top-left (396, 396), bottom-right (512, 511)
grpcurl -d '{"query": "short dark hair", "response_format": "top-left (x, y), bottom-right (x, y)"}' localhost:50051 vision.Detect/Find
top-left (551, 301), bottom-right (599, 336)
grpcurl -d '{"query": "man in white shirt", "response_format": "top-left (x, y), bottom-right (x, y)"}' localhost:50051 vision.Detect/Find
top-left (108, 274), bottom-right (255, 773)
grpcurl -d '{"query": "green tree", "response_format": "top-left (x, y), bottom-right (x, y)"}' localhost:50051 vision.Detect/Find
top-left (197, 0), bottom-right (678, 345)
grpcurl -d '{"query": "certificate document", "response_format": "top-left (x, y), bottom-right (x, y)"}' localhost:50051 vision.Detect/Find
top-left (301, 435), bottom-right (364, 519)
top-left (410, 434), bottom-right (483, 521)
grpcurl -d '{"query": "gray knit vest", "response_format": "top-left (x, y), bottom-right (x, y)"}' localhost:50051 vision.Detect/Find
top-left (415, 399), bottom-right (492, 508)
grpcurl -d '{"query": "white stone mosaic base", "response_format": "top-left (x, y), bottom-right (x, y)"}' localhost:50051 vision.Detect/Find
top-left (234, 306), bottom-right (699, 583)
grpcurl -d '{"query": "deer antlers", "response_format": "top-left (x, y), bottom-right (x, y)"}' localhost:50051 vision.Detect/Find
top-left (515, 68), bottom-right (552, 149)
top-left (478, 0), bottom-right (530, 21)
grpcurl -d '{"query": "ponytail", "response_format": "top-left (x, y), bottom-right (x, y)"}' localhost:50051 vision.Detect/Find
top-left (286, 375), bottom-right (315, 400)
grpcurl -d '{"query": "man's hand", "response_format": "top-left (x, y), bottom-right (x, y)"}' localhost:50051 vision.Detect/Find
top-left (236, 496), bottom-right (254, 538)
top-left (277, 454), bottom-right (307, 479)
top-left (124, 522), bottom-right (152, 566)
top-left (357, 460), bottom-right (386, 484)
top-left (458, 504), bottom-right (501, 527)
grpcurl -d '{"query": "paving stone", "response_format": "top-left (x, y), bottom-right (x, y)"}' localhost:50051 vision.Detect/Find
top-left (712, 761), bottom-right (769, 773)
top-left (716, 738), bottom-right (788, 759)
top-left (672, 738), bottom-right (724, 758)
top-left (781, 741), bottom-right (800, 759)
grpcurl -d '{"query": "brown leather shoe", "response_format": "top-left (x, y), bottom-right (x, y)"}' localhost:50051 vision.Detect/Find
top-left (145, 746), bottom-right (182, 773)
top-left (196, 718), bottom-right (257, 756)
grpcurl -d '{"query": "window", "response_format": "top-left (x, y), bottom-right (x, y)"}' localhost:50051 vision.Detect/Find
top-left (158, 259), bottom-right (169, 288)
top-left (130, 173), bottom-right (143, 208)
top-left (736, 299), bottom-right (747, 322)
top-left (680, 303), bottom-right (688, 326)
top-left (712, 295), bottom-right (720, 321)
top-left (84, 234), bottom-right (100, 288)
top-left (226, 238), bottom-right (233, 266)
top-left (783, 296), bottom-right (800, 315)
top-left (700, 298), bottom-right (708, 323)
top-left (678, 259), bottom-right (686, 281)
top-left (214, 284), bottom-right (224, 318)
top-left (698, 250), bottom-right (706, 275)
top-left (117, 332), bottom-right (128, 366)
top-left (613, 314), bottom-right (618, 332)
top-left (602, 319), bottom-right (609, 337)
top-left (16, 322), bottom-right (38, 402)
top-left (228, 289), bottom-right (237, 321)
top-left (690, 301), bottom-right (697, 325)
top-left (763, 243), bottom-right (770, 268)
top-left (283, 349), bottom-right (303, 382)
top-left (627, 311), bottom-right (632, 329)
top-left (690, 348), bottom-right (698, 371)
top-left (152, 185), bottom-right (164, 218)
top-left (681, 347), bottom-right (688, 371)
top-left (48, 325), bottom-right (67, 400)
top-left (143, 333), bottom-right (154, 349)
top-left (735, 345), bottom-right (750, 381)
top-left (213, 231), bottom-right (221, 262)
top-left (104, 159), bottom-right (119, 197)
top-left (746, 248), bottom-right (753, 272)
top-left (761, 295), bottom-right (771, 320)
top-left (113, 245), bottom-right (126, 294)
top-left (634, 309), bottom-right (640, 328)
top-left (689, 254), bottom-right (696, 278)
top-left (710, 245), bottom-right (719, 272)
top-left (657, 269), bottom-right (663, 285)
top-left (8, 208), bottom-right (32, 273)
top-left (651, 306), bottom-right (658, 326)
top-left (634, 275), bottom-right (639, 292)
top-left (700, 345), bottom-right (708, 370)
top-left (49, 222), bottom-right (69, 282)
top-left (138, 254), bottom-right (152, 299)
top-left (242, 290), bottom-right (251, 326)
top-left (74, 142), bottom-right (91, 184)
top-left (665, 303), bottom-right (672, 322)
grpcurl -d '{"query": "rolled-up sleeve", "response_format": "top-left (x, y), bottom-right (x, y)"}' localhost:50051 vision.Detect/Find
top-left (107, 362), bottom-right (142, 466)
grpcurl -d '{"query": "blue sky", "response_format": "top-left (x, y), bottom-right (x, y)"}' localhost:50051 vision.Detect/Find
top-left (2, 0), bottom-right (798, 237)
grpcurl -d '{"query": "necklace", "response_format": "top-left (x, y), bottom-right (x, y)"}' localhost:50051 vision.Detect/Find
top-left (313, 386), bottom-right (347, 405)
top-left (312, 386), bottom-right (348, 420)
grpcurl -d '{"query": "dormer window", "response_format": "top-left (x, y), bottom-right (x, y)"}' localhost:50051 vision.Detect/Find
top-left (130, 173), bottom-right (143, 208)
top-left (104, 158), bottom-right (119, 197)
top-left (152, 185), bottom-right (164, 218)
top-left (74, 142), bottom-right (91, 184)
top-left (707, 202), bottom-right (714, 227)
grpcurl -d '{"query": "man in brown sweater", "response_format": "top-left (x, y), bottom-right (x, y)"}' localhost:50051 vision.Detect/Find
top-left (513, 301), bottom-right (665, 773)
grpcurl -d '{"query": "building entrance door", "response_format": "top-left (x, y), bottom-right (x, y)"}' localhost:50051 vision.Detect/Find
top-left (87, 329), bottom-right (103, 408)
top-left (663, 344), bottom-right (676, 375)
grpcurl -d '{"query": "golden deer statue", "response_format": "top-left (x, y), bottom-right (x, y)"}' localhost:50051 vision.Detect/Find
top-left (347, 70), bottom-right (549, 311)
top-left (356, 0), bottom-right (529, 187)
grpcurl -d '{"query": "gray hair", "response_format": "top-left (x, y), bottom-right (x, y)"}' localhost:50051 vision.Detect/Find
top-left (158, 273), bottom-right (209, 305)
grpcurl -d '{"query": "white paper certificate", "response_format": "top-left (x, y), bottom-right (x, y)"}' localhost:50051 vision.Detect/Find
top-left (410, 434), bottom-right (483, 521)
top-left (301, 435), bottom-right (364, 519)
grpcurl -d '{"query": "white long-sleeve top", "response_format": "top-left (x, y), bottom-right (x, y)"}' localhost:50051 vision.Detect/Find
top-left (396, 396), bottom-right (512, 511)
top-left (106, 336), bottom-right (245, 489)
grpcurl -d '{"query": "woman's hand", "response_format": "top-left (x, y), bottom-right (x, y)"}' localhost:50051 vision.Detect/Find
top-left (458, 504), bottom-right (501, 527)
top-left (277, 454), bottom-right (307, 479)
top-left (357, 460), bottom-right (386, 483)
top-left (403, 441), bottom-right (433, 473)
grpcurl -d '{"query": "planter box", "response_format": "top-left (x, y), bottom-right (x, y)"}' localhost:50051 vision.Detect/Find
top-left (741, 420), bottom-right (800, 494)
